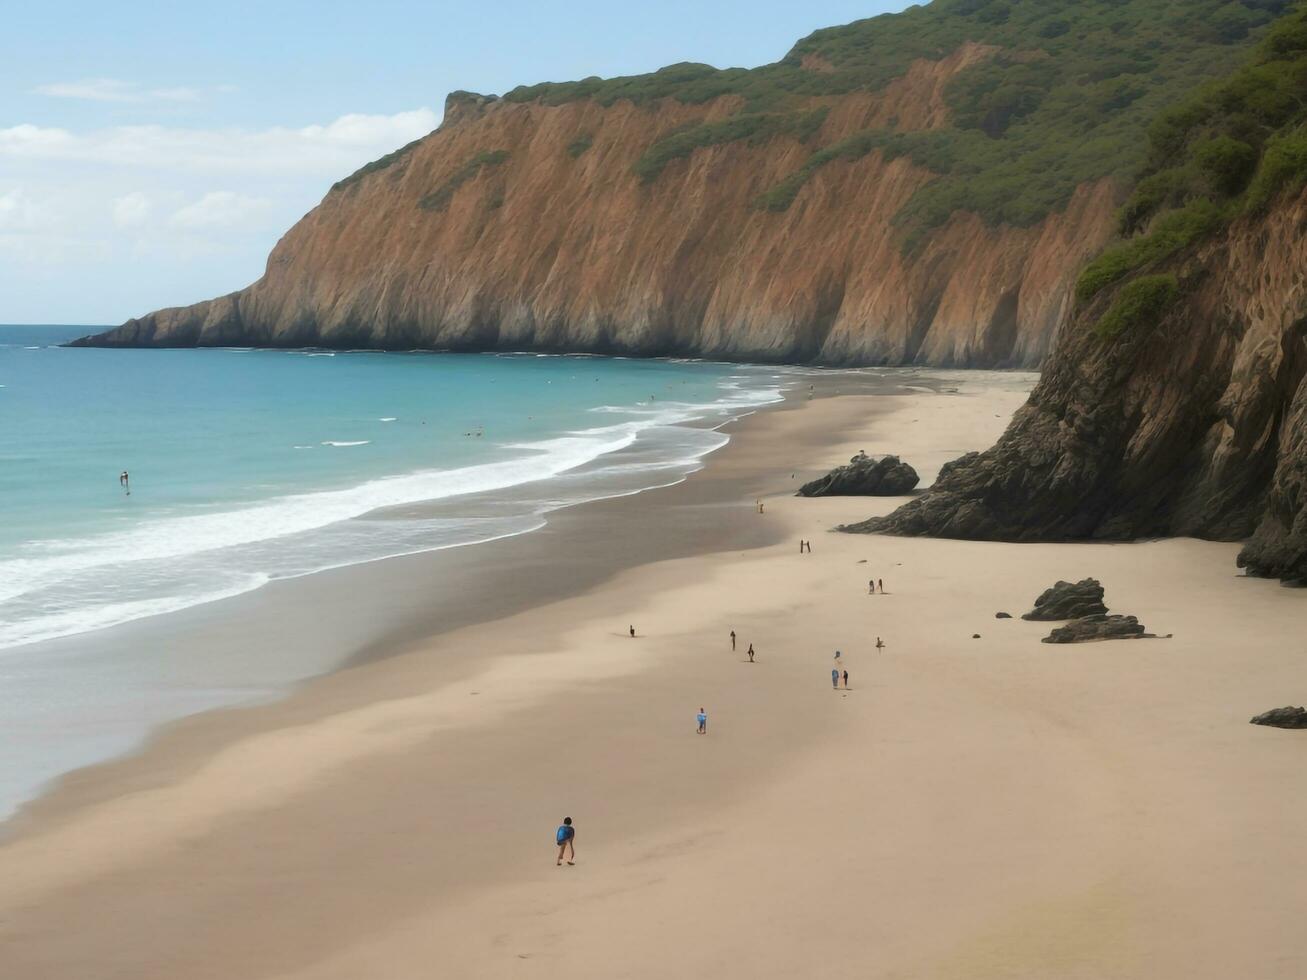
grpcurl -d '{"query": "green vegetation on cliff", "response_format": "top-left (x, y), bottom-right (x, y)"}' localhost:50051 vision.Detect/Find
top-left (1093, 274), bottom-right (1180, 338)
top-left (418, 150), bottom-right (510, 211)
top-left (504, 0), bottom-right (1290, 235)
top-left (1075, 3), bottom-right (1307, 320)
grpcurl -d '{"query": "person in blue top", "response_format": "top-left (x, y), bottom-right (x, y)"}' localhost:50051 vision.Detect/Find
top-left (556, 816), bottom-right (575, 866)
top-left (832, 668), bottom-right (839, 689)
top-left (697, 707), bottom-right (707, 734)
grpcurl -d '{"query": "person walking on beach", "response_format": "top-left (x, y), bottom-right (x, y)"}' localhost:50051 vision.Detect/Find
top-left (747, 643), bottom-right (755, 663)
top-left (629, 625), bottom-right (636, 638)
top-left (869, 579), bottom-right (875, 595)
top-left (831, 668), bottom-right (840, 689)
top-left (875, 636), bottom-right (885, 652)
top-left (556, 817), bottom-right (576, 866)
top-left (697, 707), bottom-right (708, 734)
top-left (842, 669), bottom-right (849, 689)
top-left (878, 578), bottom-right (884, 594)
top-left (730, 630), bottom-right (736, 651)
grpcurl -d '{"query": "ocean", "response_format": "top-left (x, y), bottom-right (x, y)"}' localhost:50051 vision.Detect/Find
top-left (0, 324), bottom-right (788, 815)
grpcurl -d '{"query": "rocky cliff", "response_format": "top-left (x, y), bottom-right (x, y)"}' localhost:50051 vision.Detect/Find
top-left (76, 51), bottom-right (1113, 367)
top-left (845, 7), bottom-right (1307, 585)
top-left (846, 184), bottom-right (1307, 584)
top-left (75, 0), bottom-right (1280, 365)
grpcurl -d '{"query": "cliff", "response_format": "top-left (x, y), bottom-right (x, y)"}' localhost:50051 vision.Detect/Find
top-left (846, 185), bottom-right (1307, 584)
top-left (845, 7), bottom-right (1307, 585)
top-left (74, 0), bottom-right (1280, 366)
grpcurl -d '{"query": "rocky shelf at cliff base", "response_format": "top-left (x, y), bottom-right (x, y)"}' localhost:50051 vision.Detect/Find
top-left (797, 452), bottom-right (919, 497)
top-left (1041, 614), bottom-right (1154, 643)
top-left (1250, 706), bottom-right (1307, 729)
top-left (1021, 578), bottom-right (1108, 621)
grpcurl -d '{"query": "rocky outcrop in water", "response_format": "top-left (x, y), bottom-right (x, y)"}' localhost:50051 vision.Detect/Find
top-left (1250, 706), bottom-right (1307, 728)
top-left (797, 452), bottom-right (919, 497)
top-left (1042, 614), bottom-right (1152, 643)
top-left (1021, 579), bottom-right (1108, 621)
top-left (845, 185), bottom-right (1307, 586)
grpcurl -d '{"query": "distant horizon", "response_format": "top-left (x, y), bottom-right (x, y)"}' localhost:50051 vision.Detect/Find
top-left (3, 0), bottom-right (910, 325)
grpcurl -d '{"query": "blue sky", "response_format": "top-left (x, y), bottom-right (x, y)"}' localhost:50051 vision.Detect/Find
top-left (3, 1), bottom-right (910, 324)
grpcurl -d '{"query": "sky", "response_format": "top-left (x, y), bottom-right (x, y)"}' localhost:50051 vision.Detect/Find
top-left (2, 0), bottom-right (912, 325)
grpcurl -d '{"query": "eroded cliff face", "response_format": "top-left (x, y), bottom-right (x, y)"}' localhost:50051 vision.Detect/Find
top-left (848, 187), bottom-right (1307, 585)
top-left (78, 44), bottom-right (1118, 367)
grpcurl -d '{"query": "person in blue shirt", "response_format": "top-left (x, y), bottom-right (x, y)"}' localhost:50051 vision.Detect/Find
top-left (556, 817), bottom-right (575, 866)
top-left (832, 668), bottom-right (839, 689)
top-left (697, 708), bottom-right (707, 734)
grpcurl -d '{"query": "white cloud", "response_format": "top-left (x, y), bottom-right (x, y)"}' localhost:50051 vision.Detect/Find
top-left (35, 78), bottom-right (202, 103)
top-left (0, 108), bottom-right (439, 176)
top-left (112, 192), bottom-right (152, 227)
top-left (0, 106), bottom-right (441, 322)
top-left (0, 189), bottom-right (45, 232)
top-left (170, 192), bottom-right (271, 229)
top-left (0, 124), bottom-right (75, 152)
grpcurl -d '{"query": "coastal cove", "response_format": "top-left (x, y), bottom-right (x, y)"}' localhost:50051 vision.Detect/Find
top-left (3, 371), bottom-right (1305, 978)
top-left (0, 335), bottom-right (965, 821)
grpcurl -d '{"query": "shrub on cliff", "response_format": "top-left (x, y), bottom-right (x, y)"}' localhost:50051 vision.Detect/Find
top-left (1093, 274), bottom-right (1180, 339)
top-left (418, 150), bottom-right (510, 212)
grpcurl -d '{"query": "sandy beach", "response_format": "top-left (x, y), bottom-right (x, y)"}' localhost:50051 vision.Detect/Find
top-left (3, 375), bottom-right (1305, 979)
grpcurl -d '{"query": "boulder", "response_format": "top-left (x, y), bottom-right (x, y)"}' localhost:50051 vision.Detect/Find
top-left (1042, 614), bottom-right (1153, 643)
top-left (995, 612), bottom-right (1012, 619)
top-left (1022, 578), bottom-right (1107, 621)
top-left (1250, 706), bottom-right (1307, 729)
top-left (797, 452), bottom-right (919, 498)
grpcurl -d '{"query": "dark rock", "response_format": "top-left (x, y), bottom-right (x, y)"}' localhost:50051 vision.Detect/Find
top-left (1041, 614), bottom-right (1153, 643)
top-left (1021, 578), bottom-right (1108, 621)
top-left (797, 453), bottom-right (919, 498)
top-left (995, 612), bottom-right (1012, 619)
top-left (972, 633), bottom-right (981, 638)
top-left (1250, 706), bottom-right (1307, 729)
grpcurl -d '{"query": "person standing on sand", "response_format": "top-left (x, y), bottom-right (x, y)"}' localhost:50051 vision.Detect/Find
top-left (747, 643), bottom-right (755, 662)
top-left (831, 668), bottom-right (839, 689)
top-left (843, 669), bottom-right (849, 688)
top-left (878, 578), bottom-right (885, 594)
top-left (629, 625), bottom-right (636, 638)
top-left (730, 630), bottom-right (736, 651)
top-left (556, 817), bottom-right (575, 866)
top-left (876, 636), bottom-right (885, 652)
top-left (697, 708), bottom-right (708, 734)
top-left (869, 579), bottom-right (875, 595)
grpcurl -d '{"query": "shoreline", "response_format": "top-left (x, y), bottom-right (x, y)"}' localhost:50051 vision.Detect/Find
top-left (6, 371), bottom-right (1303, 979)
top-left (1, 368), bottom-right (966, 833)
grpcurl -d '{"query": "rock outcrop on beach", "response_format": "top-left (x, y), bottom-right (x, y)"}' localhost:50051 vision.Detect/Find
top-left (846, 8), bottom-right (1307, 586)
top-left (1250, 706), bottom-right (1307, 728)
top-left (1021, 579), bottom-right (1108, 621)
top-left (797, 452), bottom-right (919, 497)
top-left (71, 1), bottom-right (1281, 368)
top-left (1042, 614), bottom-right (1152, 643)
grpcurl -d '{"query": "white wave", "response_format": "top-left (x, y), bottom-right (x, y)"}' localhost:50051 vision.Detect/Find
top-left (307, 352), bottom-right (335, 357)
top-left (378, 417), bottom-right (397, 422)
top-left (321, 440), bottom-right (370, 447)
top-left (0, 372), bottom-right (784, 637)
top-left (292, 445), bottom-right (314, 450)
top-left (0, 575), bottom-right (270, 651)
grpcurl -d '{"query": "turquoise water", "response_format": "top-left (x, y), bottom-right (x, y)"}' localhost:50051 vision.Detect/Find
top-left (0, 326), bottom-right (786, 651)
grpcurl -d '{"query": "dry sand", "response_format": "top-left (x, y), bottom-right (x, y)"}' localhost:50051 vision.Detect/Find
top-left (2, 377), bottom-right (1305, 979)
